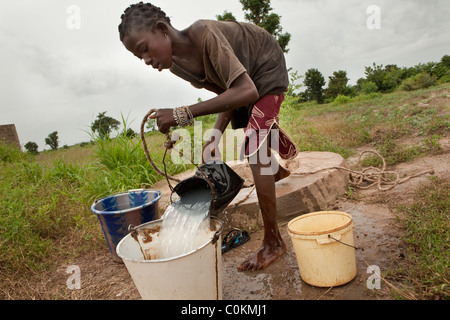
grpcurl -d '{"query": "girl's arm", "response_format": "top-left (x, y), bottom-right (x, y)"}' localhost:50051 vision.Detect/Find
top-left (191, 72), bottom-right (258, 118)
top-left (202, 82), bottom-right (232, 134)
top-left (200, 81), bottom-right (234, 162)
top-left (150, 72), bottom-right (258, 133)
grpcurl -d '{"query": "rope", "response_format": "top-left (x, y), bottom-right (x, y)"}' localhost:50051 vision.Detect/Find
top-left (140, 109), bottom-right (180, 184)
top-left (291, 150), bottom-right (434, 192)
top-left (231, 150), bottom-right (434, 207)
top-left (140, 109), bottom-right (216, 201)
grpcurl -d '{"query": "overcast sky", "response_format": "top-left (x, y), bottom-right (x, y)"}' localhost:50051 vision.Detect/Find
top-left (1, 0), bottom-right (449, 150)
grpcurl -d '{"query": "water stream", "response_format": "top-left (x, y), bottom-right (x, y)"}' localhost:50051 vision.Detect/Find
top-left (158, 189), bottom-right (212, 259)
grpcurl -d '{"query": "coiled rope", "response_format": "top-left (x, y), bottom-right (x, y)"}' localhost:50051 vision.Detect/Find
top-left (140, 109), bottom-right (215, 199)
top-left (290, 150), bottom-right (434, 192)
top-left (231, 150), bottom-right (434, 208)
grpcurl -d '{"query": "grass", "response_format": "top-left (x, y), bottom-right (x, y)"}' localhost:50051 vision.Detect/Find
top-left (394, 177), bottom-right (449, 299)
top-left (281, 84), bottom-right (449, 165)
top-left (0, 83), bottom-right (448, 299)
top-left (0, 157), bottom-right (95, 277)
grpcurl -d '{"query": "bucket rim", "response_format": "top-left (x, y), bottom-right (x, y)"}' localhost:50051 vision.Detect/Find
top-left (116, 216), bottom-right (223, 263)
top-left (287, 211), bottom-right (353, 236)
top-left (91, 189), bottom-right (162, 215)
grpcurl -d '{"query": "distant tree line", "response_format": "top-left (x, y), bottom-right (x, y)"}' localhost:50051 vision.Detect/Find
top-left (294, 54), bottom-right (450, 104)
top-left (24, 54), bottom-right (449, 154)
top-left (24, 111), bottom-right (135, 154)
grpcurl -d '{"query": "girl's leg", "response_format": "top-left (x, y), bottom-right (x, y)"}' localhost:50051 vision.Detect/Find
top-left (238, 139), bottom-right (287, 271)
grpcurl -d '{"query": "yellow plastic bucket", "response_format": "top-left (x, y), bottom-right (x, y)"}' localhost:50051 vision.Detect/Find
top-left (287, 211), bottom-right (357, 287)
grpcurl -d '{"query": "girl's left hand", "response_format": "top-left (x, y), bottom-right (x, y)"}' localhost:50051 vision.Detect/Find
top-left (149, 108), bottom-right (177, 133)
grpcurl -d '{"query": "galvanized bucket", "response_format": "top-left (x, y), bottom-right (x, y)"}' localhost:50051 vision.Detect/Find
top-left (91, 189), bottom-right (162, 262)
top-left (116, 217), bottom-right (223, 300)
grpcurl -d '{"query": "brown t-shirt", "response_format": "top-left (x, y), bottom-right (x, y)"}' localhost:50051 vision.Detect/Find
top-left (170, 19), bottom-right (289, 129)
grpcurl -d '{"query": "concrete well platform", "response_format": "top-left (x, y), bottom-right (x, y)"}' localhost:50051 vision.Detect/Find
top-left (222, 151), bottom-right (349, 229)
top-left (152, 152), bottom-right (349, 229)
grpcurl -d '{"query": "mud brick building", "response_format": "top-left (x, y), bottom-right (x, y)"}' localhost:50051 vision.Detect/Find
top-left (0, 124), bottom-right (21, 148)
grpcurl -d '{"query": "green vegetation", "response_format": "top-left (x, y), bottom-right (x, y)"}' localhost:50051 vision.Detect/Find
top-left (45, 131), bottom-right (59, 150)
top-left (1, 70), bottom-right (448, 299)
top-left (299, 55), bottom-right (450, 104)
top-left (395, 178), bottom-right (449, 299)
top-left (281, 83), bottom-right (449, 165)
top-left (90, 111), bottom-right (121, 140)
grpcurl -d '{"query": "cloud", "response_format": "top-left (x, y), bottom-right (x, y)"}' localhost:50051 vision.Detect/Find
top-left (1, 0), bottom-right (449, 150)
top-left (278, 0), bottom-right (450, 84)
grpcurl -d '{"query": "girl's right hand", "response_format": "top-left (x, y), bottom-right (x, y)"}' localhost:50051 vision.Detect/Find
top-left (149, 108), bottom-right (177, 134)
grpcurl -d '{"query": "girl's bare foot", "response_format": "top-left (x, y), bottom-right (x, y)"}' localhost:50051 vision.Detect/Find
top-left (237, 238), bottom-right (286, 271)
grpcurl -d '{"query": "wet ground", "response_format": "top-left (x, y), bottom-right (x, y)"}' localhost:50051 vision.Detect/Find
top-left (54, 196), bottom-right (400, 300)
top-left (221, 146), bottom-right (449, 300)
top-left (221, 200), bottom-right (402, 300)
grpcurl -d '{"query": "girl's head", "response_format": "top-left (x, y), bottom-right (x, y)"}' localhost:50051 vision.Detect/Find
top-left (118, 2), bottom-right (171, 42)
top-left (119, 2), bottom-right (173, 71)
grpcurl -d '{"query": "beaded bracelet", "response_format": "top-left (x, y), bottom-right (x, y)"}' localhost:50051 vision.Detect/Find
top-left (173, 106), bottom-right (194, 127)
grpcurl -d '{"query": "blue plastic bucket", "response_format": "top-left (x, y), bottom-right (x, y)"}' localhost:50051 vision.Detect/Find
top-left (91, 189), bottom-right (162, 262)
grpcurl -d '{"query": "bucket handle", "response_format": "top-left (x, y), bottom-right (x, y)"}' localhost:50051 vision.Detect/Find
top-left (318, 234), bottom-right (361, 250)
top-left (316, 234), bottom-right (341, 245)
top-left (209, 216), bottom-right (223, 245)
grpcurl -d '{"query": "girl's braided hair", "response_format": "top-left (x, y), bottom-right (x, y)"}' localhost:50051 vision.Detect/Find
top-left (118, 2), bottom-right (171, 41)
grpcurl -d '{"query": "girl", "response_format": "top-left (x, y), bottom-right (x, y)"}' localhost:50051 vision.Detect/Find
top-left (119, 2), bottom-right (298, 271)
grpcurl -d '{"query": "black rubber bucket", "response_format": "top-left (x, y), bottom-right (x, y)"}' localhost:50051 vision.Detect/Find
top-left (173, 161), bottom-right (244, 216)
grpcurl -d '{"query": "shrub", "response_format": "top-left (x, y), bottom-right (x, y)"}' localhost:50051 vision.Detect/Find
top-left (438, 74), bottom-right (450, 84)
top-left (361, 81), bottom-right (378, 94)
top-left (0, 142), bottom-right (26, 162)
top-left (402, 72), bottom-right (437, 91)
top-left (333, 95), bottom-right (352, 105)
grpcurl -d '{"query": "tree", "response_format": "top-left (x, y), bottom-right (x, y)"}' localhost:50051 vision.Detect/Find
top-left (363, 63), bottom-right (404, 92)
top-left (91, 111), bottom-right (120, 139)
top-left (325, 70), bottom-right (349, 99)
top-left (45, 131), bottom-right (59, 150)
top-left (217, 11), bottom-right (236, 21)
top-left (364, 63), bottom-right (384, 91)
top-left (241, 0), bottom-right (291, 52)
top-left (286, 69), bottom-right (303, 97)
top-left (24, 141), bottom-right (39, 154)
top-left (304, 68), bottom-right (325, 104)
top-left (122, 128), bottom-right (137, 139)
top-left (360, 81), bottom-right (378, 94)
top-left (217, 0), bottom-right (291, 53)
top-left (441, 55), bottom-right (450, 68)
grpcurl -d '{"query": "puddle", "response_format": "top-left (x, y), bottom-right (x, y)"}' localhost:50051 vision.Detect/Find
top-left (221, 201), bottom-right (402, 300)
